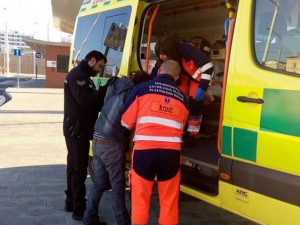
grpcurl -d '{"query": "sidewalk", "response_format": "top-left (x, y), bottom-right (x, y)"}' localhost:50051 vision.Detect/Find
top-left (0, 85), bottom-right (75, 225)
top-left (0, 77), bottom-right (256, 225)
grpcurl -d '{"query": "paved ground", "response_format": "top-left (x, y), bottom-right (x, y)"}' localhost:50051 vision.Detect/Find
top-left (0, 74), bottom-right (257, 225)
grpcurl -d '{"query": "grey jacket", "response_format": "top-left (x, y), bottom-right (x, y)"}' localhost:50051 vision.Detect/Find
top-left (93, 76), bottom-right (134, 143)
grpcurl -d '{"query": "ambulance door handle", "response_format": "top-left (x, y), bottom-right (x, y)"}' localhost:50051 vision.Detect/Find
top-left (237, 96), bottom-right (264, 104)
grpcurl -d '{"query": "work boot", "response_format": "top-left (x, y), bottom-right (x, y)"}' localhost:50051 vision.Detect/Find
top-left (64, 190), bottom-right (73, 212)
top-left (64, 202), bottom-right (73, 212)
top-left (184, 133), bottom-right (200, 148)
top-left (72, 211), bottom-right (84, 221)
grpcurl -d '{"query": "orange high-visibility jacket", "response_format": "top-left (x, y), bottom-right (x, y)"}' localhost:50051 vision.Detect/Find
top-left (121, 74), bottom-right (189, 150)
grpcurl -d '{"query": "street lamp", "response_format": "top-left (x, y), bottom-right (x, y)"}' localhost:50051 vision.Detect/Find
top-left (33, 22), bottom-right (38, 39)
top-left (266, 27), bottom-right (282, 69)
top-left (3, 7), bottom-right (9, 75)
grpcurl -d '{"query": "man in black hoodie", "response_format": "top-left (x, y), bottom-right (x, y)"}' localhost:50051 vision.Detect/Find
top-left (63, 50), bottom-right (107, 220)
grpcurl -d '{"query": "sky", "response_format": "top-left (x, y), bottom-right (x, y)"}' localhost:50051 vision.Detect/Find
top-left (0, 0), bottom-right (66, 41)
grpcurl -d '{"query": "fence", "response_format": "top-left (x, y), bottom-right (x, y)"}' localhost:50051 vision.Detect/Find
top-left (0, 52), bottom-right (45, 75)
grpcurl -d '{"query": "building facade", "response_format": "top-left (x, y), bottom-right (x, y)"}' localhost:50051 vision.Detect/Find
top-left (0, 31), bottom-right (33, 52)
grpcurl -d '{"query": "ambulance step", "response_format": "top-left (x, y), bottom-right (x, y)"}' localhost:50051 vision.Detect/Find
top-left (181, 156), bottom-right (218, 177)
top-left (181, 164), bottom-right (219, 195)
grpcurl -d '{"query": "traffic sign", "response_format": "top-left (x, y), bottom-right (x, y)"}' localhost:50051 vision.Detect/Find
top-left (35, 52), bottom-right (41, 58)
top-left (13, 49), bottom-right (21, 57)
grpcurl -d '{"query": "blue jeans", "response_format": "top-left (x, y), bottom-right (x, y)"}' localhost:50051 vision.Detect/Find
top-left (83, 137), bottom-right (130, 225)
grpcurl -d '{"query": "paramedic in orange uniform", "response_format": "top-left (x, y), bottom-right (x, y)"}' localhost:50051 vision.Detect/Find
top-left (151, 36), bottom-right (214, 138)
top-left (121, 60), bottom-right (189, 225)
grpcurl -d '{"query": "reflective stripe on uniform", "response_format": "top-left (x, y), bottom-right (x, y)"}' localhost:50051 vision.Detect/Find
top-left (203, 46), bottom-right (211, 52)
top-left (187, 114), bottom-right (202, 133)
top-left (121, 120), bottom-right (130, 129)
top-left (192, 71), bottom-right (201, 79)
top-left (137, 116), bottom-right (183, 130)
top-left (201, 73), bottom-right (212, 80)
top-left (192, 62), bottom-right (214, 79)
top-left (133, 135), bottom-right (182, 143)
top-left (200, 62), bottom-right (214, 73)
top-left (187, 125), bottom-right (201, 132)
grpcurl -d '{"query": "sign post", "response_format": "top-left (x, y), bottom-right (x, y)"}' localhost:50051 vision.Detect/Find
top-left (13, 49), bottom-right (21, 90)
top-left (35, 52), bottom-right (41, 79)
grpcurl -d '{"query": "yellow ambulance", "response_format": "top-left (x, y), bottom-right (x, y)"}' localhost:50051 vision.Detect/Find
top-left (70, 0), bottom-right (300, 224)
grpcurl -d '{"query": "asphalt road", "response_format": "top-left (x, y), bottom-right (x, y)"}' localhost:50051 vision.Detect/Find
top-left (0, 74), bottom-right (257, 225)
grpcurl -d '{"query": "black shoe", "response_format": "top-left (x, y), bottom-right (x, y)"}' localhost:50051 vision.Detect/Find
top-left (72, 212), bottom-right (84, 221)
top-left (64, 203), bottom-right (73, 212)
top-left (64, 190), bottom-right (73, 212)
top-left (83, 218), bottom-right (107, 225)
top-left (94, 222), bottom-right (107, 225)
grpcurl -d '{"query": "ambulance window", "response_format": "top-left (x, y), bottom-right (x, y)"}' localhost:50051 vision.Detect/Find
top-left (72, 6), bottom-right (131, 77)
top-left (254, 0), bottom-right (300, 75)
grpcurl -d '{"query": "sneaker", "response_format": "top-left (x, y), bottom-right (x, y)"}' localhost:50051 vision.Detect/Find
top-left (72, 212), bottom-right (84, 221)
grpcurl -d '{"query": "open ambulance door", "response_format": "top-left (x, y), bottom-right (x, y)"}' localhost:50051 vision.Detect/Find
top-left (220, 1), bottom-right (300, 224)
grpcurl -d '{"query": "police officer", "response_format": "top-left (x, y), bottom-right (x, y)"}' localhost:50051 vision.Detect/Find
top-left (63, 50), bottom-right (107, 220)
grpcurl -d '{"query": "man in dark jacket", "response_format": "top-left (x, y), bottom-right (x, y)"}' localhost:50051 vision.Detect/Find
top-left (63, 50), bottom-right (107, 220)
top-left (83, 72), bottom-right (151, 225)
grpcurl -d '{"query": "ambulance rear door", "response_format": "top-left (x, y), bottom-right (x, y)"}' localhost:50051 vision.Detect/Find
top-left (220, 0), bottom-right (300, 224)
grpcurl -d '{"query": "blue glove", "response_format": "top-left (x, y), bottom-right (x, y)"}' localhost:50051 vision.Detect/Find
top-left (195, 88), bottom-right (204, 101)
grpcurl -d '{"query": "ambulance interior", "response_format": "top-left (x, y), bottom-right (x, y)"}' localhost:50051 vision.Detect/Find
top-left (139, 0), bottom-right (230, 195)
top-left (138, 0), bottom-right (300, 195)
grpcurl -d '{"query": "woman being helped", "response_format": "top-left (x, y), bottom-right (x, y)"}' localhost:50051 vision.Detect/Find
top-left (151, 36), bottom-right (214, 138)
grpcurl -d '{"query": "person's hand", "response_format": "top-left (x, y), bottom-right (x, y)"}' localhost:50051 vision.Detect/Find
top-left (195, 87), bottom-right (204, 101)
top-left (99, 76), bottom-right (119, 92)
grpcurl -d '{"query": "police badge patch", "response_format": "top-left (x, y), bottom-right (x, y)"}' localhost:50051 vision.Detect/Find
top-left (76, 80), bottom-right (86, 86)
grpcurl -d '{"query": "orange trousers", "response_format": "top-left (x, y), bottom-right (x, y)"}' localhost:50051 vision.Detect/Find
top-left (130, 149), bottom-right (181, 225)
top-left (178, 74), bottom-right (203, 136)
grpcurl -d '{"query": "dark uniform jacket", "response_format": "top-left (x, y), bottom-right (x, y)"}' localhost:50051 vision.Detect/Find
top-left (63, 60), bottom-right (106, 140)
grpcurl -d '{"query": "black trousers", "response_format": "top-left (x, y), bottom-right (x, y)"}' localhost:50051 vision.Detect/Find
top-left (65, 136), bottom-right (90, 214)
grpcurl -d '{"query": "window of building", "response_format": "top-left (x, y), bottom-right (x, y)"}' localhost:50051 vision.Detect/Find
top-left (57, 55), bottom-right (70, 73)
